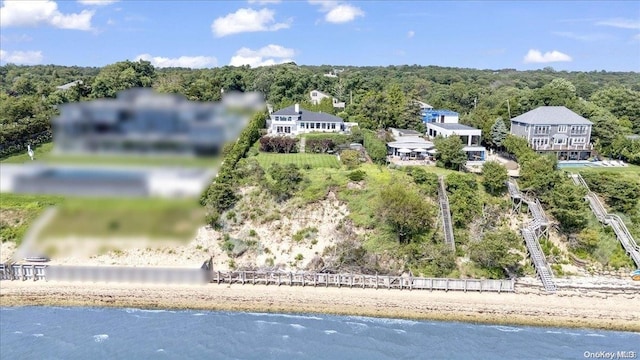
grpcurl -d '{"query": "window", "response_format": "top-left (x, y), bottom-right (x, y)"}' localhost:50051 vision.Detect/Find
top-left (310, 123), bottom-right (315, 129)
top-left (316, 122), bottom-right (320, 129)
top-left (322, 123), bottom-right (326, 129)
top-left (534, 126), bottom-right (550, 135)
top-left (285, 127), bottom-right (291, 133)
top-left (312, 92), bottom-right (317, 97)
top-left (288, 117), bottom-right (292, 121)
top-left (557, 125), bottom-right (567, 133)
top-left (300, 122), bottom-right (304, 129)
top-left (554, 137), bottom-right (566, 145)
top-left (570, 126), bottom-right (587, 135)
top-left (275, 116), bottom-right (279, 121)
top-left (331, 123), bottom-right (336, 129)
top-left (571, 137), bottom-right (586, 144)
top-left (532, 138), bottom-right (549, 147)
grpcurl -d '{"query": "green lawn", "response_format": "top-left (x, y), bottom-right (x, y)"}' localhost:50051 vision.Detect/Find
top-left (0, 193), bottom-right (64, 244)
top-left (254, 152), bottom-right (341, 169)
top-left (1, 142), bottom-right (221, 168)
top-left (574, 164), bottom-right (640, 177)
top-left (40, 197), bottom-right (204, 241)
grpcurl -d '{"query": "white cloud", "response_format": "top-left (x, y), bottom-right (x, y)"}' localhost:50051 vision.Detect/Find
top-left (0, 49), bottom-right (44, 65)
top-left (0, 0), bottom-right (94, 31)
top-left (523, 49), bottom-right (572, 63)
top-left (135, 54), bottom-right (217, 68)
top-left (407, 30), bottom-right (415, 38)
top-left (229, 44), bottom-right (295, 67)
top-left (309, 1), bottom-right (364, 24)
top-left (247, 0), bottom-right (281, 4)
top-left (596, 18), bottom-right (640, 30)
top-left (552, 31), bottom-right (608, 42)
top-left (211, 8), bottom-right (290, 37)
top-left (77, 0), bottom-right (119, 5)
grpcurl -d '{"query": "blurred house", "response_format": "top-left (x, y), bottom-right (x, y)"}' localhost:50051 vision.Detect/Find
top-left (53, 88), bottom-right (261, 156)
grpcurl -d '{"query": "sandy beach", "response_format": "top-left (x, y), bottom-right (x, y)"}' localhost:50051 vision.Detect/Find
top-left (1, 279), bottom-right (639, 332)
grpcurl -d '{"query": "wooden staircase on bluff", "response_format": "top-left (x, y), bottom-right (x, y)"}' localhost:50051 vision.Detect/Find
top-left (570, 173), bottom-right (640, 268)
top-left (437, 176), bottom-right (455, 251)
top-left (521, 227), bottom-right (557, 292)
top-left (508, 179), bottom-right (557, 293)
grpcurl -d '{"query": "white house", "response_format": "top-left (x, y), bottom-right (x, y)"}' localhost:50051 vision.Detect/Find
top-left (267, 104), bottom-right (349, 136)
top-left (56, 80), bottom-right (83, 91)
top-left (309, 90), bottom-right (346, 109)
top-left (426, 122), bottom-right (487, 162)
top-left (422, 109), bottom-right (460, 124)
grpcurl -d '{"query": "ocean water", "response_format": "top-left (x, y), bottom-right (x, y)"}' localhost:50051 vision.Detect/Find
top-left (1, 307), bottom-right (638, 360)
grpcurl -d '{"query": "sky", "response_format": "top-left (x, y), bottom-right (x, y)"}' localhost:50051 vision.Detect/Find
top-left (0, 0), bottom-right (639, 72)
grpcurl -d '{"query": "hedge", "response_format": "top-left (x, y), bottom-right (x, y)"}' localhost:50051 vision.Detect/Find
top-left (363, 130), bottom-right (387, 164)
top-left (201, 111), bottom-right (267, 211)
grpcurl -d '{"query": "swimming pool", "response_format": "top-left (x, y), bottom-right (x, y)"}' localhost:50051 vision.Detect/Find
top-left (557, 161), bottom-right (602, 168)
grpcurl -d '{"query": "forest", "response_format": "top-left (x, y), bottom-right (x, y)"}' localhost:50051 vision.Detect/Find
top-left (1, 60), bottom-right (639, 161)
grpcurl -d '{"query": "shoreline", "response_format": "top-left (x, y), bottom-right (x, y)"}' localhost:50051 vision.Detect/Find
top-left (1, 280), bottom-right (639, 333)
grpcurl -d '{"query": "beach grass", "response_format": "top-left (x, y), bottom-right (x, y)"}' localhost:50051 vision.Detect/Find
top-left (255, 152), bottom-right (340, 169)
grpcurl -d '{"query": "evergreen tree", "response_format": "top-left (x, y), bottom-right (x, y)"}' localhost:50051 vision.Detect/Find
top-left (490, 117), bottom-right (508, 149)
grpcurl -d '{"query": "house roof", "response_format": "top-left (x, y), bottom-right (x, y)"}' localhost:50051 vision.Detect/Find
top-left (387, 136), bottom-right (435, 150)
top-left (310, 89), bottom-right (331, 97)
top-left (390, 128), bottom-right (422, 136)
top-left (428, 123), bottom-right (479, 131)
top-left (272, 105), bottom-right (343, 123)
top-left (510, 106), bottom-right (593, 125)
top-left (56, 80), bottom-right (82, 90)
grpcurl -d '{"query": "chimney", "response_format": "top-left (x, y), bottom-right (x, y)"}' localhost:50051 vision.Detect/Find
top-left (294, 103), bottom-right (300, 113)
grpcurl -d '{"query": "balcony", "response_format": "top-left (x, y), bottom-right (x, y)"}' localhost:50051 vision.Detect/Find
top-left (531, 143), bottom-right (593, 151)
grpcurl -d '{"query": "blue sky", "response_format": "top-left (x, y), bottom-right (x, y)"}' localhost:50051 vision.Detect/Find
top-left (1, 0), bottom-right (639, 71)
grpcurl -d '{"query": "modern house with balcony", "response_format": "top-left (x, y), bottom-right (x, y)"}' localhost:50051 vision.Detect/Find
top-left (267, 104), bottom-right (353, 136)
top-left (510, 106), bottom-right (593, 160)
top-left (426, 122), bottom-right (486, 162)
top-left (422, 109), bottom-right (460, 124)
top-left (309, 90), bottom-right (346, 109)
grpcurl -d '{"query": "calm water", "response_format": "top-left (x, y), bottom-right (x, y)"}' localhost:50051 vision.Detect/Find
top-left (1, 307), bottom-right (638, 359)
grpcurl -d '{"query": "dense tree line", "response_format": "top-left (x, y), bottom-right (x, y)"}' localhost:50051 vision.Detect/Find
top-left (2, 61), bottom-right (639, 161)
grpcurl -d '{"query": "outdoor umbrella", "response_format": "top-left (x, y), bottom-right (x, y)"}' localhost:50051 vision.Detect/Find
top-left (413, 148), bottom-right (427, 153)
top-left (397, 148), bottom-right (412, 153)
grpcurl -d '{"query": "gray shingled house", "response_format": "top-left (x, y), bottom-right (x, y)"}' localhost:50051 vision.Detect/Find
top-left (510, 106), bottom-right (593, 160)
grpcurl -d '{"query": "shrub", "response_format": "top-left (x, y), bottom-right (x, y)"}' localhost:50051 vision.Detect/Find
top-left (347, 170), bottom-right (366, 182)
top-left (259, 136), bottom-right (298, 153)
top-left (306, 138), bottom-right (336, 153)
top-left (363, 130), bottom-right (387, 164)
top-left (341, 149), bottom-right (361, 169)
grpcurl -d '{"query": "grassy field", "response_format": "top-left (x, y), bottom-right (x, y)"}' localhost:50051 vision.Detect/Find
top-left (1, 142), bottom-right (221, 168)
top-left (254, 152), bottom-right (341, 169)
top-left (571, 163), bottom-right (640, 177)
top-left (40, 197), bottom-right (204, 241)
top-left (1, 192), bottom-right (204, 247)
top-left (0, 193), bottom-right (64, 244)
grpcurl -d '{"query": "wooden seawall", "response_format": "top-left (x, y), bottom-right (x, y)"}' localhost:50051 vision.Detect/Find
top-left (211, 271), bottom-right (515, 292)
top-left (0, 264), bottom-right (515, 293)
